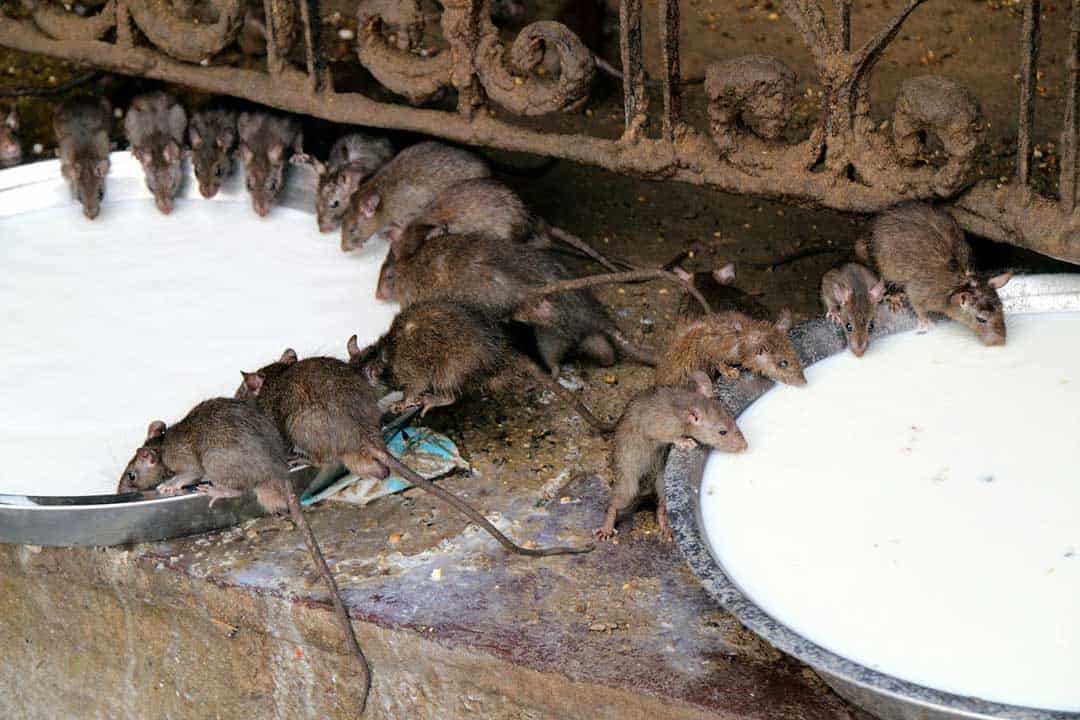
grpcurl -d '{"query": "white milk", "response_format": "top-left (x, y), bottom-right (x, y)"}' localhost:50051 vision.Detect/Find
top-left (701, 313), bottom-right (1080, 712)
top-left (0, 183), bottom-right (397, 496)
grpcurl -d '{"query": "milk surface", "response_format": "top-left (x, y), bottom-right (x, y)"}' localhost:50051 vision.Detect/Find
top-left (0, 188), bottom-right (397, 496)
top-left (701, 312), bottom-right (1080, 711)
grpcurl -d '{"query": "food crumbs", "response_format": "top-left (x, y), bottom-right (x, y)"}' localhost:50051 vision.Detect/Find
top-left (431, 568), bottom-right (443, 581)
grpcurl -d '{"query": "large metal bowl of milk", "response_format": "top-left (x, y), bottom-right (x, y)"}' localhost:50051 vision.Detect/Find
top-left (0, 153), bottom-right (398, 546)
top-left (665, 274), bottom-right (1080, 720)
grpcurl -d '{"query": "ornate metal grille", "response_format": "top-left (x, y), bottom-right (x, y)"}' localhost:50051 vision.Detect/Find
top-left (1, 0), bottom-right (1078, 262)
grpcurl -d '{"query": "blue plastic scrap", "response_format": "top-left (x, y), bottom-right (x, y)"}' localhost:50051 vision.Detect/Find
top-left (302, 426), bottom-right (470, 506)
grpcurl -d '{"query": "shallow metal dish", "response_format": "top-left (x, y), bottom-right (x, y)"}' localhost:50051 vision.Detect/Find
top-left (0, 153), bottom-right (319, 547)
top-left (665, 273), bottom-right (1080, 720)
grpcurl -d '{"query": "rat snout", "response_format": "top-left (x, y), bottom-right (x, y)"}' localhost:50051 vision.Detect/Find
top-left (982, 332), bottom-right (1006, 347)
top-left (82, 202), bottom-right (101, 220)
top-left (155, 195), bottom-right (174, 215)
top-left (198, 181), bottom-right (218, 199)
top-left (318, 216), bottom-right (335, 233)
top-left (252, 196), bottom-right (271, 217)
top-left (850, 339), bottom-right (868, 358)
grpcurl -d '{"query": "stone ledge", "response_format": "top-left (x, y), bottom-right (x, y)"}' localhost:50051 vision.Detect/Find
top-left (0, 469), bottom-right (855, 720)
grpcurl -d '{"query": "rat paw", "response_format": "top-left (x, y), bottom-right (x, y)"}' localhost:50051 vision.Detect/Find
top-left (718, 365), bottom-right (741, 380)
top-left (825, 309), bottom-right (842, 325)
top-left (885, 293), bottom-right (906, 312)
top-left (916, 317), bottom-right (935, 334)
top-left (673, 437), bottom-right (698, 451)
top-left (593, 526), bottom-right (617, 541)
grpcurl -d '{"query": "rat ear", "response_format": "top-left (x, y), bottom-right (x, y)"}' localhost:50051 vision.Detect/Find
top-left (241, 371), bottom-right (265, 394)
top-left (360, 193), bottom-right (381, 218)
top-left (135, 447), bottom-right (158, 465)
top-left (384, 223), bottom-right (403, 247)
top-left (689, 371), bottom-right (714, 399)
top-left (951, 289), bottom-right (975, 308)
top-left (832, 283), bottom-right (853, 304)
top-left (164, 141), bottom-right (180, 163)
top-left (239, 144), bottom-right (253, 164)
top-left (869, 279), bottom-right (886, 304)
top-left (4, 109), bottom-right (17, 131)
top-left (775, 309), bottom-right (793, 333)
top-left (347, 334), bottom-right (361, 359)
top-left (94, 160), bottom-right (109, 178)
top-left (672, 266), bottom-right (691, 282)
top-left (146, 420), bottom-right (167, 440)
top-left (529, 298), bottom-right (557, 323)
top-left (712, 263), bottom-right (736, 285)
top-left (988, 271), bottom-right (1013, 290)
top-left (218, 128), bottom-right (236, 150)
top-left (686, 407), bottom-right (702, 425)
top-left (280, 348), bottom-right (298, 365)
top-left (267, 143), bottom-right (284, 163)
top-left (189, 127), bottom-right (203, 148)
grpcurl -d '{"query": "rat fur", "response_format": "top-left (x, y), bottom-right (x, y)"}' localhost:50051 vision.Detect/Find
top-left (117, 396), bottom-right (373, 713)
top-left (862, 202), bottom-right (1012, 345)
top-left (597, 373), bottom-right (747, 541)
top-left (188, 103), bottom-right (237, 199)
top-left (340, 141), bottom-right (490, 251)
top-left (349, 301), bottom-right (616, 431)
top-left (293, 131), bottom-right (395, 233)
top-left (54, 95), bottom-right (112, 219)
top-left (820, 262), bottom-right (886, 357)
top-left (0, 107), bottom-right (21, 167)
top-left (237, 109), bottom-right (304, 217)
top-left (124, 91), bottom-right (187, 214)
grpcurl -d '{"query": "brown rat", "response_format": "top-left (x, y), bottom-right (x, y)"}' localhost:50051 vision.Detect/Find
top-left (124, 91), bottom-right (187, 215)
top-left (657, 264), bottom-right (806, 388)
top-left (349, 301), bottom-right (616, 432)
top-left (54, 96), bottom-right (112, 220)
top-left (862, 202), bottom-right (1012, 345)
top-left (375, 232), bottom-right (658, 376)
top-left (117, 396), bottom-right (372, 713)
top-left (0, 107), bottom-right (21, 168)
top-left (383, 177), bottom-right (628, 271)
top-left (237, 109), bottom-right (304, 217)
top-left (597, 372), bottom-right (747, 541)
top-left (820, 262), bottom-right (886, 357)
top-left (239, 348), bottom-right (594, 555)
top-left (293, 132), bottom-right (395, 233)
top-left (188, 103), bottom-right (237, 199)
top-left (340, 141), bottom-right (490, 252)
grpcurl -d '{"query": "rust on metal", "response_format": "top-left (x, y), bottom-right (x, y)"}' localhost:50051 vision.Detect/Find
top-left (1018, 0), bottom-right (1041, 188)
top-left (618, 0), bottom-right (647, 140)
top-left (1061, 0), bottom-right (1080, 213)
top-left (659, 0), bottom-right (682, 141)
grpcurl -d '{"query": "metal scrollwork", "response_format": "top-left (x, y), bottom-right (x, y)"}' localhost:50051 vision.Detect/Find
top-left (28, 0), bottom-right (116, 41)
top-left (127, 0), bottom-right (244, 62)
top-left (355, 0), bottom-right (453, 105)
top-left (475, 21), bottom-right (595, 116)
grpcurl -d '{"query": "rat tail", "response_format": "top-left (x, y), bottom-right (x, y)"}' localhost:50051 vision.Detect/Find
top-left (255, 477), bottom-right (290, 515)
top-left (606, 328), bottom-right (658, 367)
top-left (544, 224), bottom-right (634, 272)
top-left (285, 490), bottom-right (372, 713)
top-left (514, 356), bottom-right (617, 433)
top-left (746, 245), bottom-right (847, 270)
top-left (527, 268), bottom-right (713, 315)
top-left (376, 449), bottom-right (594, 556)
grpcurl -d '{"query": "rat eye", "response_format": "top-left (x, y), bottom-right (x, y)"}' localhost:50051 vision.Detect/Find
top-left (845, 322), bottom-right (854, 332)
top-left (125, 471), bottom-right (136, 483)
top-left (97, 188), bottom-right (104, 201)
top-left (246, 176), bottom-right (254, 191)
top-left (976, 316), bottom-right (988, 324)
top-left (330, 199), bottom-right (340, 209)
top-left (268, 179), bottom-right (278, 192)
top-left (778, 360), bottom-right (789, 369)
top-left (718, 429), bottom-right (728, 436)
top-left (215, 166), bottom-right (223, 178)
top-left (868, 322), bottom-right (875, 332)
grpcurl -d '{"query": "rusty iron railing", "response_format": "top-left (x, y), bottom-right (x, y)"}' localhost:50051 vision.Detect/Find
top-left (1, 0), bottom-right (1079, 263)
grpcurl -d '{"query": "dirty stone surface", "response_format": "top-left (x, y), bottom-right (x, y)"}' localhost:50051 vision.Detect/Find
top-left (2, 1), bottom-right (1077, 718)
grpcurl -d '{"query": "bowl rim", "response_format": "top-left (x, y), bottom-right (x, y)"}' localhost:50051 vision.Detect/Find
top-left (664, 273), bottom-right (1080, 720)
